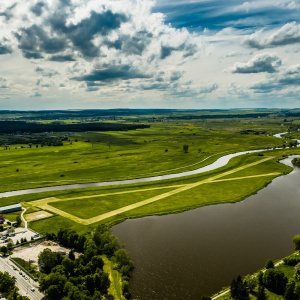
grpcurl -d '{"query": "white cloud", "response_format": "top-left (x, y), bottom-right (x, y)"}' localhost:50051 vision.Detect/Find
top-left (245, 22), bottom-right (300, 49)
top-left (230, 53), bottom-right (282, 73)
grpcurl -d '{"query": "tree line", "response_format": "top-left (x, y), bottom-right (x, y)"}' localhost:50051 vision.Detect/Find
top-left (0, 121), bottom-right (150, 134)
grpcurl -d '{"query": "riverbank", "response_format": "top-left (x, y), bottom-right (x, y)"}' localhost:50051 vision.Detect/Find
top-left (112, 155), bottom-right (300, 299)
top-left (211, 250), bottom-right (300, 300)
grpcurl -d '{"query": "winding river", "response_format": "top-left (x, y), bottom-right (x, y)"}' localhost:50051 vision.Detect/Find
top-left (0, 132), bottom-right (294, 198)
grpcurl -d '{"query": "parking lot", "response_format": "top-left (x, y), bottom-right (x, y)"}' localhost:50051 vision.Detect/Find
top-left (0, 227), bottom-right (39, 245)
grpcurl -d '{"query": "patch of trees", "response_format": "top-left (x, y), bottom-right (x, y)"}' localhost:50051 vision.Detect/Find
top-left (239, 130), bottom-right (267, 135)
top-left (0, 271), bottom-right (29, 299)
top-left (0, 121), bottom-right (150, 134)
top-left (167, 113), bottom-right (270, 120)
top-left (2, 136), bottom-right (66, 147)
top-left (292, 158), bottom-right (300, 167)
top-left (42, 225), bottom-right (133, 299)
top-left (284, 252), bottom-right (300, 266)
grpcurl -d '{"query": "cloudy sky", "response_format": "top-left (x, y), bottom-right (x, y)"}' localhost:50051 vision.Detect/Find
top-left (0, 0), bottom-right (300, 109)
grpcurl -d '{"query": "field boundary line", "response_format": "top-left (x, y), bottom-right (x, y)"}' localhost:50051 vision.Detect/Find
top-left (62, 184), bottom-right (186, 201)
top-left (29, 157), bottom-right (276, 225)
top-left (212, 172), bottom-right (281, 182)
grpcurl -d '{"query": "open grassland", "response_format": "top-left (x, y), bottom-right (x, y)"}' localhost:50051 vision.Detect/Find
top-left (0, 118), bottom-right (288, 192)
top-left (7, 149), bottom-right (294, 234)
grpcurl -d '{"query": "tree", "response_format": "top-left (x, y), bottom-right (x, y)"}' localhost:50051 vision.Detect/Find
top-left (16, 216), bottom-right (22, 227)
top-left (0, 246), bottom-right (7, 255)
top-left (114, 249), bottom-right (133, 270)
top-left (7, 239), bottom-right (14, 250)
top-left (263, 269), bottom-right (288, 295)
top-left (0, 271), bottom-right (16, 294)
top-left (293, 235), bottom-right (300, 250)
top-left (183, 144), bottom-right (189, 153)
top-left (68, 249), bottom-right (75, 261)
top-left (38, 248), bottom-right (62, 274)
top-left (257, 285), bottom-right (267, 300)
top-left (201, 297), bottom-right (212, 300)
top-left (230, 275), bottom-right (250, 300)
top-left (265, 259), bottom-right (274, 269)
top-left (294, 263), bottom-right (300, 281)
top-left (284, 279), bottom-right (298, 300)
top-left (244, 274), bottom-right (257, 293)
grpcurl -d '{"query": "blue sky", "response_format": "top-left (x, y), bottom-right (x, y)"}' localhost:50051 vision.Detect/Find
top-left (0, 0), bottom-right (300, 109)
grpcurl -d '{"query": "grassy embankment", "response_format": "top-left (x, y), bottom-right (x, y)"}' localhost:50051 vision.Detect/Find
top-left (11, 257), bottom-right (41, 279)
top-left (0, 118), bottom-right (287, 193)
top-left (102, 255), bottom-right (124, 300)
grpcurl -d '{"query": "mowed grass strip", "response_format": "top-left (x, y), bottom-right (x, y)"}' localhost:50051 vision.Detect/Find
top-left (108, 175), bottom-right (278, 220)
top-left (39, 156), bottom-right (275, 225)
top-left (49, 188), bottom-right (177, 219)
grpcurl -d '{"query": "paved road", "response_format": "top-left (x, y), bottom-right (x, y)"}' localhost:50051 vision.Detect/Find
top-left (0, 257), bottom-right (45, 300)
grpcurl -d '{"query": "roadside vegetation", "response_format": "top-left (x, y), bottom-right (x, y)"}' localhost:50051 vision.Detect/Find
top-left (0, 270), bottom-right (29, 299)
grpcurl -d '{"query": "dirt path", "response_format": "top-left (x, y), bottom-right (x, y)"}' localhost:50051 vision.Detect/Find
top-left (28, 157), bottom-right (277, 225)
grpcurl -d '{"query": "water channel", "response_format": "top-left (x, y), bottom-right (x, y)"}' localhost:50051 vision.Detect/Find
top-left (112, 156), bottom-right (300, 299)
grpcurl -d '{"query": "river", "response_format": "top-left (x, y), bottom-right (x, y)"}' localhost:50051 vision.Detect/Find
top-left (0, 133), bottom-right (292, 198)
top-left (112, 156), bottom-right (300, 299)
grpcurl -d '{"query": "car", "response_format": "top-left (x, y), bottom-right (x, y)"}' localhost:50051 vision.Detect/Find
top-left (30, 287), bottom-right (35, 292)
top-left (13, 266), bottom-right (17, 270)
top-left (22, 274), bottom-right (25, 278)
top-left (25, 276), bottom-right (28, 280)
top-left (19, 271), bottom-right (22, 275)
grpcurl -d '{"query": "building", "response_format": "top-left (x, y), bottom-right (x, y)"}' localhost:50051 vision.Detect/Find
top-left (0, 204), bottom-right (22, 214)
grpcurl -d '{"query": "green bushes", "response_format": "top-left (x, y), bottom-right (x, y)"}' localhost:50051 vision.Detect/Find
top-left (41, 225), bottom-right (133, 299)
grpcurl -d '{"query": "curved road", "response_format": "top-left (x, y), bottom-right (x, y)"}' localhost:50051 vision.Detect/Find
top-left (0, 132), bottom-right (298, 198)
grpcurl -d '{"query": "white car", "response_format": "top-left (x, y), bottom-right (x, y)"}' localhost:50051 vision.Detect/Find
top-left (30, 287), bottom-right (35, 292)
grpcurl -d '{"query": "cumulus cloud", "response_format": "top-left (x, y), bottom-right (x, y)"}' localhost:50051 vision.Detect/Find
top-left (0, 0), bottom-right (201, 95)
top-left (0, 43), bottom-right (12, 55)
top-left (72, 64), bottom-right (150, 82)
top-left (231, 53), bottom-right (282, 73)
top-left (245, 22), bottom-right (300, 49)
top-left (251, 63), bottom-right (300, 93)
top-left (199, 83), bottom-right (219, 94)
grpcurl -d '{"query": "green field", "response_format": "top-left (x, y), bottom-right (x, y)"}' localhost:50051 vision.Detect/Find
top-left (10, 149), bottom-right (293, 234)
top-left (0, 117), bottom-right (288, 193)
top-left (0, 110), bottom-right (299, 235)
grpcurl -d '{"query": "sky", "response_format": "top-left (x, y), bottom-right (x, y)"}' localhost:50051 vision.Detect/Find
top-left (0, 0), bottom-right (300, 110)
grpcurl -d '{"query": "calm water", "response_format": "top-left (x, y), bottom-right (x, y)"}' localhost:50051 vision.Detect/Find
top-left (112, 157), bottom-right (300, 300)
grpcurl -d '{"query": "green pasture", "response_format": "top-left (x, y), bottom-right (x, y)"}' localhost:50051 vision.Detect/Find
top-left (16, 150), bottom-right (294, 234)
top-left (49, 187), bottom-right (176, 219)
top-left (0, 119), bottom-right (287, 192)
